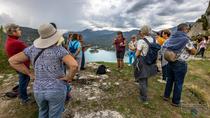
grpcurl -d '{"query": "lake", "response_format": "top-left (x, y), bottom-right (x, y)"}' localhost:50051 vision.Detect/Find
top-left (85, 48), bottom-right (129, 63)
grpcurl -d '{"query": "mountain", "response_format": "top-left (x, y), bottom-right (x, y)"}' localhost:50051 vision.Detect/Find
top-left (63, 29), bottom-right (139, 50)
top-left (188, 1), bottom-right (210, 37)
top-left (20, 27), bottom-right (39, 45)
top-left (0, 26), bottom-right (39, 47)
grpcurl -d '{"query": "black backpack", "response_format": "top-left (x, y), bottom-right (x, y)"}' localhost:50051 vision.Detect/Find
top-left (96, 65), bottom-right (107, 75)
top-left (142, 38), bottom-right (161, 65)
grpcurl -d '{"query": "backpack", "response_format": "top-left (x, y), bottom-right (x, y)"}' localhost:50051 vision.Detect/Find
top-left (142, 38), bottom-right (161, 65)
top-left (96, 65), bottom-right (107, 75)
top-left (164, 49), bottom-right (177, 62)
top-left (69, 41), bottom-right (79, 54)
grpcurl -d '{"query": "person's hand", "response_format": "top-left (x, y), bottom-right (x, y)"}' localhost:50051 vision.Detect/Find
top-left (60, 76), bottom-right (72, 83)
top-left (29, 72), bottom-right (35, 80)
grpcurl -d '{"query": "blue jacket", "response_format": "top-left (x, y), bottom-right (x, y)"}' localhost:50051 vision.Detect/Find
top-left (163, 31), bottom-right (189, 53)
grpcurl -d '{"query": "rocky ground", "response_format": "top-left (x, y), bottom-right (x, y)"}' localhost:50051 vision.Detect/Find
top-left (0, 59), bottom-right (210, 118)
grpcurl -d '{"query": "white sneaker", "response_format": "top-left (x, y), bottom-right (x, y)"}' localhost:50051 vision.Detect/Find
top-left (157, 79), bottom-right (166, 84)
top-left (128, 64), bottom-right (131, 66)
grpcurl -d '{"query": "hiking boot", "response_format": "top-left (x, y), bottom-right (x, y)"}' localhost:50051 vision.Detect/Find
top-left (163, 96), bottom-right (170, 101)
top-left (20, 97), bottom-right (36, 105)
top-left (171, 102), bottom-right (181, 107)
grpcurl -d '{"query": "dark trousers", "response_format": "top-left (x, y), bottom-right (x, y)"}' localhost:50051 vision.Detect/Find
top-left (139, 78), bottom-right (148, 101)
top-left (164, 61), bottom-right (187, 104)
top-left (196, 48), bottom-right (205, 58)
top-left (17, 72), bottom-right (30, 101)
top-left (162, 64), bottom-right (169, 81)
top-left (81, 51), bottom-right (85, 70)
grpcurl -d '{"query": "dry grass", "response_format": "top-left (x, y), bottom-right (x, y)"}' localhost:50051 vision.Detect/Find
top-left (186, 84), bottom-right (209, 107)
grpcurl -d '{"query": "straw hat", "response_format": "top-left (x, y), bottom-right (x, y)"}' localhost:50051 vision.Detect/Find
top-left (34, 23), bottom-right (62, 48)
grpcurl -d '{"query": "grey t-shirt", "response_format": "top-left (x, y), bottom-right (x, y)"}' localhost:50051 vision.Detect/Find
top-left (24, 45), bottom-right (69, 93)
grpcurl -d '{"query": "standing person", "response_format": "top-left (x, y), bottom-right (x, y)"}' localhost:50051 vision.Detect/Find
top-left (78, 34), bottom-right (87, 70)
top-left (113, 31), bottom-right (126, 70)
top-left (163, 23), bottom-right (196, 107)
top-left (156, 32), bottom-right (165, 46)
top-left (66, 33), bottom-right (72, 49)
top-left (9, 23), bottom-right (78, 117)
top-left (196, 36), bottom-right (208, 58)
top-left (158, 29), bottom-right (171, 83)
top-left (134, 25), bottom-right (158, 104)
top-left (68, 33), bottom-right (82, 70)
top-left (128, 35), bottom-right (137, 66)
top-left (4, 23), bottom-right (30, 104)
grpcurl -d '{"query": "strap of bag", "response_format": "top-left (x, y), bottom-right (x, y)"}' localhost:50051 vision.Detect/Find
top-left (143, 38), bottom-right (151, 46)
top-left (33, 49), bottom-right (46, 66)
top-left (141, 38), bottom-right (151, 57)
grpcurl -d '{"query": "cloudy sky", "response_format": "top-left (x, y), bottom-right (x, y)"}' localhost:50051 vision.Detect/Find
top-left (0, 0), bottom-right (209, 31)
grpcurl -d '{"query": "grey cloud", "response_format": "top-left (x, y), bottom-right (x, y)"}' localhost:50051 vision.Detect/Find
top-left (126, 0), bottom-right (155, 13)
top-left (126, 0), bottom-right (166, 14)
top-left (0, 13), bottom-right (14, 24)
top-left (0, 0), bottom-right (208, 31)
top-left (174, 0), bottom-right (185, 4)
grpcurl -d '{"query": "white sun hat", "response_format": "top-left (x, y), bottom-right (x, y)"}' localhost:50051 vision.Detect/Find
top-left (34, 23), bottom-right (62, 48)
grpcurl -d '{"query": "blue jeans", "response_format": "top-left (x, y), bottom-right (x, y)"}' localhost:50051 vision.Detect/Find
top-left (66, 84), bottom-right (72, 101)
top-left (34, 90), bottom-right (66, 118)
top-left (138, 78), bottom-right (148, 101)
top-left (162, 64), bottom-right (169, 81)
top-left (17, 72), bottom-right (30, 101)
top-left (164, 61), bottom-right (187, 104)
top-left (128, 51), bottom-right (135, 65)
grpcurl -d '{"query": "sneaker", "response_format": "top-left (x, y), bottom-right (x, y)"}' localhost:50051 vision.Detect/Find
top-left (143, 101), bottom-right (149, 105)
top-left (157, 79), bottom-right (166, 84)
top-left (128, 64), bottom-right (131, 66)
top-left (20, 98), bottom-right (30, 105)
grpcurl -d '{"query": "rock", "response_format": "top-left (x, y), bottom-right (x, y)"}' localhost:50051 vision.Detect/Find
top-left (191, 108), bottom-right (198, 116)
top-left (87, 97), bottom-right (97, 100)
top-left (78, 76), bottom-right (88, 80)
top-left (99, 75), bottom-right (109, 80)
top-left (0, 75), bottom-right (4, 79)
top-left (114, 82), bottom-right (120, 86)
top-left (102, 83), bottom-right (107, 86)
top-left (100, 83), bottom-right (112, 91)
top-left (74, 110), bottom-right (124, 118)
top-left (3, 79), bottom-right (10, 83)
top-left (88, 74), bottom-right (99, 79)
top-left (106, 69), bottom-right (111, 73)
top-left (86, 63), bottom-right (100, 69)
top-left (7, 74), bottom-right (14, 79)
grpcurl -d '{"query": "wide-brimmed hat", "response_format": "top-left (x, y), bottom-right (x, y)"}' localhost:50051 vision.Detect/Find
top-left (34, 23), bottom-right (62, 48)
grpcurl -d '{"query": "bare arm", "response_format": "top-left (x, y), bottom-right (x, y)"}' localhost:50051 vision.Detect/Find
top-left (135, 50), bottom-right (141, 57)
top-left (8, 52), bottom-right (34, 79)
top-left (62, 55), bottom-right (78, 82)
top-left (74, 48), bottom-right (81, 57)
top-left (122, 40), bottom-right (126, 47)
top-left (189, 48), bottom-right (197, 55)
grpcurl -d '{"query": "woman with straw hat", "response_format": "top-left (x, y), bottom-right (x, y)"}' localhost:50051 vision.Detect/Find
top-left (9, 23), bottom-right (78, 118)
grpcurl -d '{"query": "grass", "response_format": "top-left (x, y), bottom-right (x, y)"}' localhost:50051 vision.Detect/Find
top-left (0, 49), bottom-right (14, 74)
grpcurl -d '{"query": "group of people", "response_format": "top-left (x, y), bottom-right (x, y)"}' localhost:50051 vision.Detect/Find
top-left (3, 22), bottom-right (208, 117)
top-left (195, 35), bottom-right (209, 58)
top-left (113, 23), bottom-right (198, 107)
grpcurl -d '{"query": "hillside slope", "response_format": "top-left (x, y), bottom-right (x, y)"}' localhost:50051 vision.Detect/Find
top-left (0, 50), bottom-right (210, 118)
